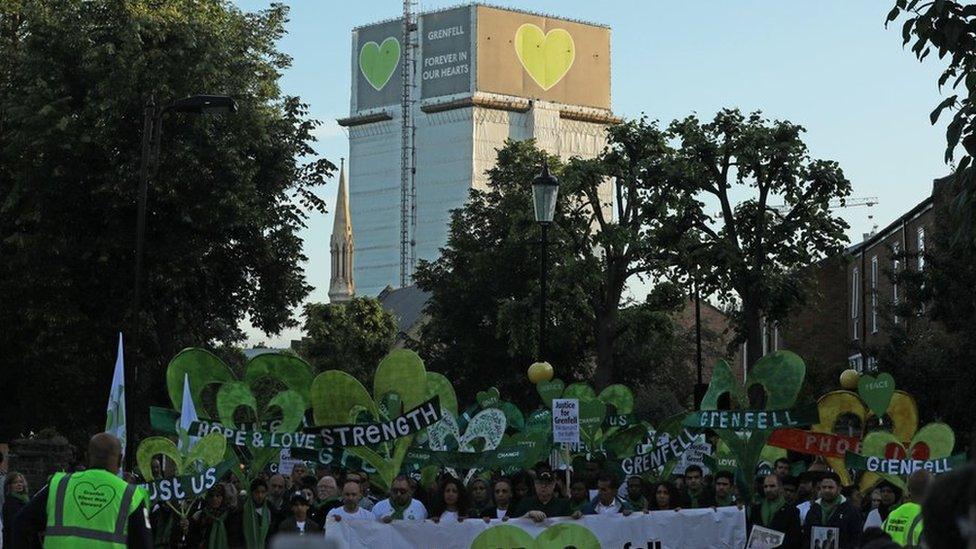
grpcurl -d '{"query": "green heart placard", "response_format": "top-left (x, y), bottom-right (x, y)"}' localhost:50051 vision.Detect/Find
top-left (536, 378), bottom-right (565, 407)
top-left (476, 387), bottom-right (501, 409)
top-left (359, 37), bottom-right (400, 91)
top-left (858, 373), bottom-right (896, 417)
top-left (72, 482), bottom-right (117, 520)
top-left (698, 351), bottom-right (806, 501)
top-left (471, 522), bottom-right (600, 549)
top-left (513, 24), bottom-right (576, 91)
top-left (860, 422), bottom-right (956, 490)
top-left (578, 397), bottom-right (607, 444)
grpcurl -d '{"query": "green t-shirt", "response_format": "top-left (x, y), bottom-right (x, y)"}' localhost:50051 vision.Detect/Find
top-left (512, 496), bottom-right (572, 518)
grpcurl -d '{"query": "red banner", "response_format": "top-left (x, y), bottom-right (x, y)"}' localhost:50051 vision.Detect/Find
top-left (767, 428), bottom-right (861, 458)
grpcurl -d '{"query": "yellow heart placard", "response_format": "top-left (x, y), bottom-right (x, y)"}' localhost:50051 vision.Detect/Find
top-left (514, 24), bottom-right (575, 91)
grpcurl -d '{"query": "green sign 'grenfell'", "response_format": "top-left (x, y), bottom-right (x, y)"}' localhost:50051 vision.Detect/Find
top-left (683, 404), bottom-right (819, 431)
top-left (845, 452), bottom-right (966, 475)
top-left (620, 429), bottom-right (697, 475)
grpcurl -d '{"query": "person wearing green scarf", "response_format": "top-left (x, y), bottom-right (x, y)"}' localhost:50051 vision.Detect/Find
top-left (801, 472), bottom-right (863, 549)
top-left (373, 475), bottom-right (429, 522)
top-left (228, 478), bottom-right (272, 548)
top-left (567, 479), bottom-right (590, 514)
top-left (749, 474), bottom-right (801, 549)
top-left (467, 478), bottom-right (492, 518)
top-left (2, 472), bottom-right (29, 548)
top-left (682, 466), bottom-right (715, 508)
top-left (626, 476), bottom-right (649, 511)
top-left (311, 475), bottom-right (341, 526)
top-left (713, 471), bottom-right (737, 508)
top-left (191, 485), bottom-right (230, 549)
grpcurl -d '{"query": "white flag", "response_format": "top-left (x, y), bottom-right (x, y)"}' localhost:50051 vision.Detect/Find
top-left (178, 373), bottom-right (200, 452)
top-left (105, 333), bottom-right (126, 462)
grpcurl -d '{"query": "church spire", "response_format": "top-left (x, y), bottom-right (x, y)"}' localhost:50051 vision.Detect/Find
top-left (329, 158), bottom-right (355, 303)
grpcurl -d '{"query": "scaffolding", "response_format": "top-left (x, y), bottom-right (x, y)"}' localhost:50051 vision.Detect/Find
top-left (399, 0), bottom-right (418, 287)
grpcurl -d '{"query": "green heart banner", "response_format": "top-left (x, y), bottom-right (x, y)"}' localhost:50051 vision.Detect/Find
top-left (703, 453), bottom-right (739, 472)
top-left (620, 428), bottom-right (697, 475)
top-left (140, 459), bottom-right (236, 502)
top-left (476, 387), bottom-right (501, 408)
top-left (578, 398), bottom-right (607, 443)
top-left (858, 372), bottom-right (896, 417)
top-left (683, 404), bottom-right (819, 431)
top-left (190, 396), bottom-right (441, 449)
top-left (536, 379), bottom-right (565, 407)
top-left (359, 37), bottom-right (400, 91)
top-left (604, 414), bottom-right (638, 428)
top-left (402, 445), bottom-right (530, 471)
top-left (844, 452), bottom-right (966, 475)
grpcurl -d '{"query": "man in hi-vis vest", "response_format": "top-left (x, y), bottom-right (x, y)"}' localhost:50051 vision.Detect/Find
top-left (12, 432), bottom-right (152, 548)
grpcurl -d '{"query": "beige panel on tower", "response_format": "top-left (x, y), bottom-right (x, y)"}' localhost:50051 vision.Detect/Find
top-left (475, 6), bottom-right (611, 110)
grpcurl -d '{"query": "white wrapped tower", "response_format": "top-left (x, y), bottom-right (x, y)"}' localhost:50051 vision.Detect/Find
top-left (339, 5), bottom-right (618, 296)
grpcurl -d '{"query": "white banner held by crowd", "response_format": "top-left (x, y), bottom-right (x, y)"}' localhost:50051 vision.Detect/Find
top-left (324, 507), bottom-right (746, 549)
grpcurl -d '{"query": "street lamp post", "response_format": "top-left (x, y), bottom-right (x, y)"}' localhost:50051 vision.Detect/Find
top-left (532, 161), bottom-right (559, 361)
top-left (132, 94), bottom-right (237, 380)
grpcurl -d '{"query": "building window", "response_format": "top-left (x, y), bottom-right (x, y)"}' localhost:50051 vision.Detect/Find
top-left (866, 356), bottom-right (878, 372)
top-left (871, 256), bottom-right (878, 334)
top-left (849, 353), bottom-right (863, 373)
top-left (917, 227), bottom-right (925, 270)
top-left (852, 267), bottom-right (860, 340)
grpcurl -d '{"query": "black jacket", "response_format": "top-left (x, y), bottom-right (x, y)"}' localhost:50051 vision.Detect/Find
top-left (275, 516), bottom-right (321, 536)
top-left (803, 498), bottom-right (863, 549)
top-left (681, 487), bottom-right (715, 509)
top-left (749, 501), bottom-right (803, 549)
top-left (479, 505), bottom-right (514, 520)
top-left (3, 496), bottom-right (27, 547)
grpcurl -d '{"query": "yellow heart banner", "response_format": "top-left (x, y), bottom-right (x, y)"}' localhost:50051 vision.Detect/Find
top-left (514, 23), bottom-right (575, 91)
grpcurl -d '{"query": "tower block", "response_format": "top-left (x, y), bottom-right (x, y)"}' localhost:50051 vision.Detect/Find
top-left (340, 5), bottom-right (617, 296)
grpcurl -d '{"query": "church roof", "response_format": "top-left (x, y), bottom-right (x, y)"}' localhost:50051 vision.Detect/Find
top-left (377, 284), bottom-right (430, 334)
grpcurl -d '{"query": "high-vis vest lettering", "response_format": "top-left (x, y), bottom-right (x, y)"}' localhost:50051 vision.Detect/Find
top-left (883, 501), bottom-right (923, 547)
top-left (43, 469), bottom-right (148, 548)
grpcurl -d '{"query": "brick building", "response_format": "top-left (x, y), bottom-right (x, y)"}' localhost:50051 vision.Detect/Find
top-left (846, 186), bottom-right (937, 372)
top-left (778, 256), bottom-right (850, 372)
top-left (781, 178), bottom-right (945, 373)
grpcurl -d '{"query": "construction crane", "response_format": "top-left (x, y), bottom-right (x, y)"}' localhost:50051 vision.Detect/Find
top-left (770, 196), bottom-right (878, 214)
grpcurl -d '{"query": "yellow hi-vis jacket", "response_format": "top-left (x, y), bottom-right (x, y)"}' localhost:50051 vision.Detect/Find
top-left (43, 469), bottom-right (149, 548)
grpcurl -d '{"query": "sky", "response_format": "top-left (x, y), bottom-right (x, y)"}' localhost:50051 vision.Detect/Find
top-left (234, 0), bottom-right (951, 347)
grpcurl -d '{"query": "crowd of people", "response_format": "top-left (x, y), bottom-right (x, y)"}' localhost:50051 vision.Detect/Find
top-left (2, 436), bottom-right (976, 548)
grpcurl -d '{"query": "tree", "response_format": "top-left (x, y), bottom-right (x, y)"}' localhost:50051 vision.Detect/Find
top-left (413, 141), bottom-right (595, 405)
top-left (560, 119), bottom-right (700, 387)
top-left (0, 0), bottom-right (332, 441)
top-left (889, 0), bottom-right (976, 238)
top-left (668, 109), bottom-right (852, 369)
top-left (296, 298), bottom-right (398, 382)
top-left (413, 137), bottom-right (695, 404)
